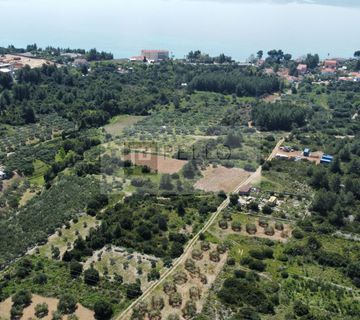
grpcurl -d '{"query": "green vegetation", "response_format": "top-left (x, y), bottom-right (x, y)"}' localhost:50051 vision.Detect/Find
top-left (0, 255), bottom-right (123, 315)
top-left (66, 194), bottom-right (222, 261)
top-left (1, 45), bottom-right (360, 319)
top-left (0, 176), bottom-right (104, 267)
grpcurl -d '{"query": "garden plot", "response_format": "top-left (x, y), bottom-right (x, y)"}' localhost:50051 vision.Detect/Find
top-left (84, 246), bottom-right (162, 291)
top-left (124, 152), bottom-right (188, 174)
top-left (194, 165), bottom-right (250, 193)
top-left (0, 294), bottom-right (94, 320)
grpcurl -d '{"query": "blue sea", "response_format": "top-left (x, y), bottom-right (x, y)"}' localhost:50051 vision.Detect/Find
top-left (0, 0), bottom-right (359, 60)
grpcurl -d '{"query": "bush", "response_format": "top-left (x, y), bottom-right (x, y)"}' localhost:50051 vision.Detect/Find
top-left (84, 267), bottom-right (100, 285)
top-left (262, 204), bottom-right (273, 215)
top-left (248, 259), bottom-right (266, 272)
top-left (33, 273), bottom-right (47, 285)
top-left (218, 219), bottom-right (228, 229)
top-left (264, 226), bottom-right (275, 236)
top-left (191, 249), bottom-right (203, 260)
top-left (231, 221), bottom-right (241, 232)
top-left (230, 193), bottom-right (239, 206)
top-left (126, 281), bottom-right (142, 299)
top-left (70, 261), bottom-right (83, 278)
top-left (293, 300), bottom-right (309, 317)
top-left (200, 241), bottom-right (210, 251)
top-left (292, 229), bottom-right (304, 239)
top-left (259, 218), bottom-right (269, 228)
top-left (275, 222), bottom-right (284, 231)
top-left (94, 300), bottom-right (113, 320)
top-left (12, 289), bottom-right (32, 308)
top-left (35, 303), bottom-right (49, 318)
top-left (151, 295), bottom-right (165, 311)
top-left (182, 301), bottom-right (197, 319)
top-left (58, 294), bottom-right (77, 314)
top-left (210, 251), bottom-right (220, 262)
top-left (217, 243), bottom-right (227, 254)
top-left (169, 292), bottom-right (182, 308)
top-left (10, 305), bottom-right (23, 320)
top-left (246, 223), bottom-right (257, 235)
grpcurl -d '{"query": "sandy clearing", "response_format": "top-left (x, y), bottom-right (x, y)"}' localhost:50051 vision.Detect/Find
top-left (194, 165), bottom-right (250, 193)
top-left (1, 54), bottom-right (54, 69)
top-left (124, 152), bottom-right (188, 174)
top-left (0, 297), bottom-right (11, 319)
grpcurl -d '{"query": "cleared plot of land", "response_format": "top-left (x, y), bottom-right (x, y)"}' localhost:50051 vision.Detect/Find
top-left (104, 115), bottom-right (145, 136)
top-left (124, 152), bottom-right (188, 174)
top-left (0, 294), bottom-right (94, 320)
top-left (194, 165), bottom-right (250, 193)
top-left (275, 148), bottom-right (323, 164)
top-left (1, 54), bottom-right (54, 69)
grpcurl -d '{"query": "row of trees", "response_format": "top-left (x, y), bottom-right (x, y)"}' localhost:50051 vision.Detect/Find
top-left (187, 50), bottom-right (233, 64)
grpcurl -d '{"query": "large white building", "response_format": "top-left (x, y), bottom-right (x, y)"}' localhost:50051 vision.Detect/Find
top-left (141, 50), bottom-right (169, 61)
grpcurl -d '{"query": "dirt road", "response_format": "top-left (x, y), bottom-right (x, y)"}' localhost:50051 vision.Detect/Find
top-left (267, 137), bottom-right (285, 161)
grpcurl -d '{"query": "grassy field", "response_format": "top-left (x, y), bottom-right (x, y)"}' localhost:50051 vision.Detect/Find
top-left (28, 160), bottom-right (50, 186)
top-left (104, 115), bottom-right (146, 137)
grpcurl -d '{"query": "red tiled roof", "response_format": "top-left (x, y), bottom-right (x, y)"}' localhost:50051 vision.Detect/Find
top-left (324, 60), bottom-right (338, 66)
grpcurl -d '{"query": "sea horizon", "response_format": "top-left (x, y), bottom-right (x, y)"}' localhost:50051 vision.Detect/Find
top-left (0, 0), bottom-right (360, 61)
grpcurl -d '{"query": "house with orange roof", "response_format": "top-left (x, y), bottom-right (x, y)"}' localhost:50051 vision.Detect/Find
top-left (297, 64), bottom-right (308, 74)
top-left (324, 60), bottom-right (338, 69)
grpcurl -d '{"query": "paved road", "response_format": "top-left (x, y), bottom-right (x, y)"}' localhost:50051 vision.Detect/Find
top-left (116, 138), bottom-right (285, 320)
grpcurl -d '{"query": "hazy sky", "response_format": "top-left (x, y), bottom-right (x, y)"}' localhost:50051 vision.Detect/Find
top-left (0, 0), bottom-right (359, 60)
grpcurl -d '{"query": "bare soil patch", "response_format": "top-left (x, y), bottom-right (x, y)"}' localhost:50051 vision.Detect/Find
top-left (275, 148), bottom-right (323, 164)
top-left (124, 153), bottom-right (188, 174)
top-left (1, 54), bottom-right (54, 69)
top-left (194, 165), bottom-right (250, 193)
top-left (0, 294), bottom-right (94, 320)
